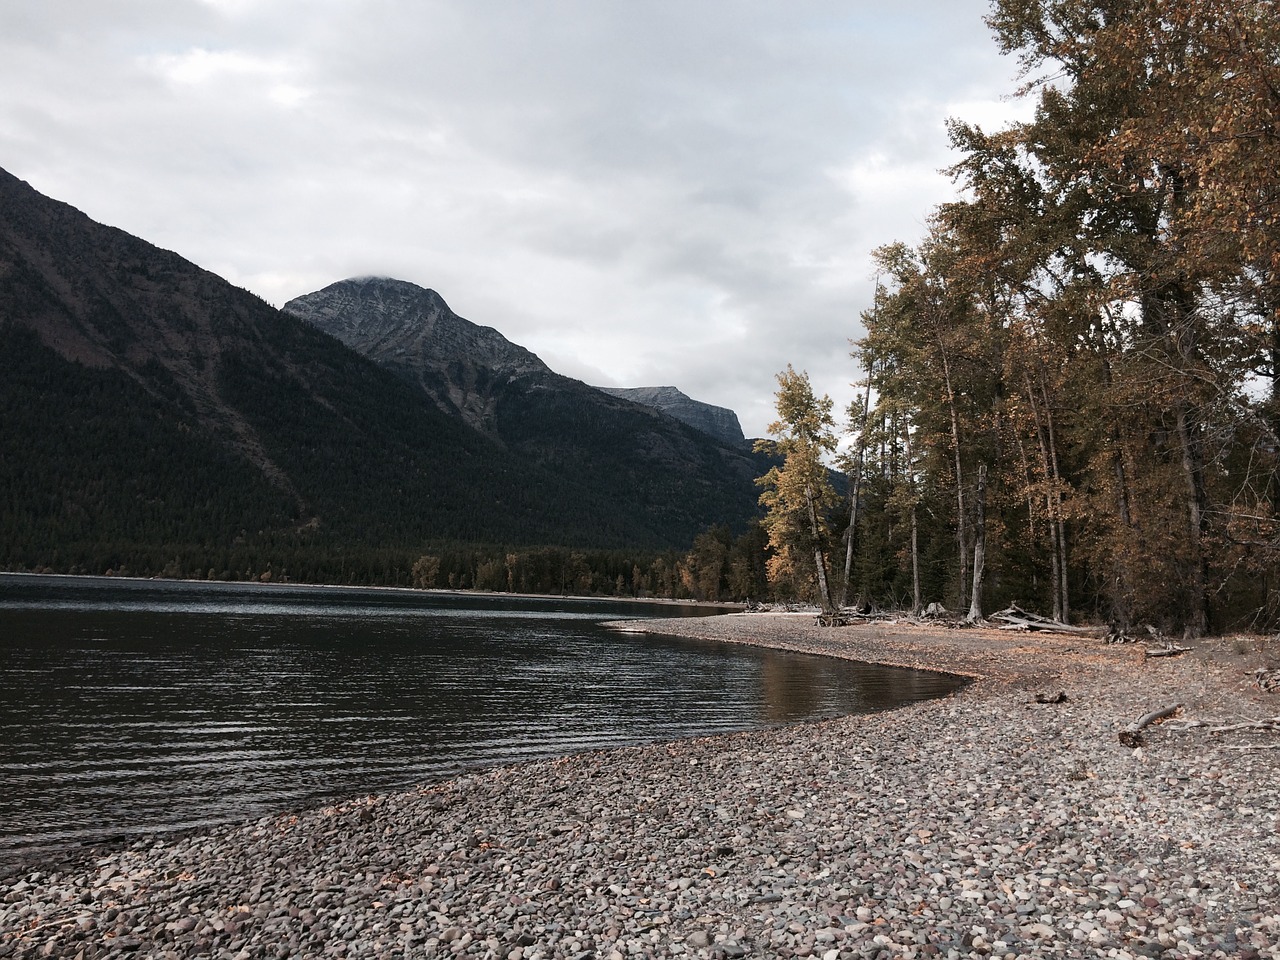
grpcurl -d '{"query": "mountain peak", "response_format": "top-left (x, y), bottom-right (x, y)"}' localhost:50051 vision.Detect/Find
top-left (283, 276), bottom-right (550, 433)
top-left (597, 385), bottom-right (745, 446)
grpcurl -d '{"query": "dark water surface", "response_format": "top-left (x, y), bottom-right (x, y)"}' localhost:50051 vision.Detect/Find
top-left (0, 574), bottom-right (965, 864)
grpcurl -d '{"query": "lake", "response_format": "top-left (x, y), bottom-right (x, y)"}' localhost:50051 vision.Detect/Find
top-left (0, 574), bottom-right (965, 866)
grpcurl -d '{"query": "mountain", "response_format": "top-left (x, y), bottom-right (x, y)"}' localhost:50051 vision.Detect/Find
top-left (0, 169), bottom-right (765, 581)
top-left (283, 277), bottom-right (767, 531)
top-left (282, 277), bottom-right (550, 435)
top-left (280, 277), bottom-right (748, 447)
top-left (596, 385), bottom-right (745, 446)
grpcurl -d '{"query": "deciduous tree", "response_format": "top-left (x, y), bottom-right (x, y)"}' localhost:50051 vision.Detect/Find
top-left (755, 367), bottom-right (839, 612)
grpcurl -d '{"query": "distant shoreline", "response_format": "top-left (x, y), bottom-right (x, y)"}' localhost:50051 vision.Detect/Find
top-left (0, 569), bottom-right (743, 611)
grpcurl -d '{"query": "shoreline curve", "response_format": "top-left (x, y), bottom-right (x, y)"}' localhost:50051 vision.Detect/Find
top-left (2, 613), bottom-right (1278, 959)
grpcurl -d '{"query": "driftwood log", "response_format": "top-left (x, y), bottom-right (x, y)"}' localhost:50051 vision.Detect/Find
top-left (990, 604), bottom-right (1102, 636)
top-left (1119, 703), bottom-right (1181, 747)
top-left (1168, 716), bottom-right (1280, 735)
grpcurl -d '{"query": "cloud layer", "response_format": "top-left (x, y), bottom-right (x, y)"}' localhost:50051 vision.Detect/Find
top-left (1, 1), bottom-right (1027, 436)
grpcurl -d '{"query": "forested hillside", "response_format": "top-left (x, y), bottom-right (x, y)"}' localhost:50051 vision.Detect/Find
top-left (283, 278), bottom-right (767, 544)
top-left (0, 168), bottom-right (766, 585)
top-left (834, 0), bottom-right (1279, 634)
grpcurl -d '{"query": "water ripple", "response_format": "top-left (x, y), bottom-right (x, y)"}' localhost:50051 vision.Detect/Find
top-left (0, 575), bottom-right (964, 864)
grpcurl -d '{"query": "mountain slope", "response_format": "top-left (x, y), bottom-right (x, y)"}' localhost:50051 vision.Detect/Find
top-left (284, 278), bottom-right (767, 537)
top-left (596, 385), bottom-right (746, 446)
top-left (283, 276), bottom-right (549, 434)
top-left (0, 169), bottom-right (765, 579)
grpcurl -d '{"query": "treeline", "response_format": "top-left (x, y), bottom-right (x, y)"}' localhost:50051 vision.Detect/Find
top-left (409, 525), bottom-right (770, 600)
top-left (2, 525), bottom-right (773, 602)
top-left (825, 0), bottom-right (1279, 634)
top-left (1, 319), bottom-right (766, 579)
top-left (1, 317), bottom-right (775, 599)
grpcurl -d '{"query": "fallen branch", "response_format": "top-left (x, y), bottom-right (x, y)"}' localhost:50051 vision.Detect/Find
top-left (1143, 644), bottom-right (1192, 660)
top-left (841, 611), bottom-right (899, 623)
top-left (1119, 703), bottom-right (1182, 747)
top-left (1034, 691), bottom-right (1069, 704)
top-left (1165, 716), bottom-right (1280, 735)
top-left (1202, 718), bottom-right (1280, 735)
top-left (989, 604), bottom-right (1102, 636)
top-left (1253, 667), bottom-right (1280, 693)
top-left (19, 914), bottom-right (95, 937)
top-left (1224, 744), bottom-right (1280, 751)
top-left (1106, 624), bottom-right (1166, 645)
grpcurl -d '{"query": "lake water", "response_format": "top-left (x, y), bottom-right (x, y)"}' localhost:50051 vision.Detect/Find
top-left (0, 574), bottom-right (965, 866)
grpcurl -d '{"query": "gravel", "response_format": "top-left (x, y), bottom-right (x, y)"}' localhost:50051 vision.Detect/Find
top-left (2, 613), bottom-right (1277, 959)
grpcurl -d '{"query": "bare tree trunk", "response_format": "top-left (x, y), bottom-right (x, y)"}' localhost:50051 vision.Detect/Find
top-left (1098, 350), bottom-right (1137, 629)
top-left (840, 466), bottom-right (863, 609)
top-left (1174, 404), bottom-right (1209, 637)
top-left (1013, 428), bottom-right (1037, 538)
top-left (1113, 443), bottom-right (1132, 527)
top-left (941, 350), bottom-right (969, 602)
top-left (805, 482), bottom-right (834, 613)
top-left (904, 425), bottom-right (921, 614)
top-left (1047, 505), bottom-right (1063, 622)
top-left (1271, 297), bottom-right (1280, 443)
top-left (966, 464), bottom-right (987, 622)
top-left (1025, 373), bottom-right (1062, 621)
top-left (1148, 279), bottom-right (1209, 636)
top-left (1040, 379), bottom-right (1069, 623)
top-left (1166, 283), bottom-right (1208, 636)
top-left (910, 505), bottom-right (921, 614)
top-left (840, 373), bottom-right (873, 608)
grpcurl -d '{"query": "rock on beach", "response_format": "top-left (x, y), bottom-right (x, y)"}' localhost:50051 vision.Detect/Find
top-left (2, 613), bottom-right (1278, 959)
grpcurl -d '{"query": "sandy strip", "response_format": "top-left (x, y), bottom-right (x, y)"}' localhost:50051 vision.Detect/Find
top-left (1, 613), bottom-right (1278, 960)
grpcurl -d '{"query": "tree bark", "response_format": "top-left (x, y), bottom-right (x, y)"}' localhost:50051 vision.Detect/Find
top-left (910, 502), bottom-right (921, 615)
top-left (839, 466), bottom-right (862, 609)
top-left (904, 426), bottom-right (921, 614)
top-left (1024, 373), bottom-right (1060, 621)
top-left (940, 349), bottom-right (969, 602)
top-left (1101, 350), bottom-right (1135, 630)
top-left (805, 482), bottom-right (834, 614)
top-left (966, 463), bottom-right (988, 622)
top-left (1040, 379), bottom-right (1070, 623)
top-left (1025, 370), bottom-right (1069, 623)
top-left (1271, 294), bottom-right (1280, 444)
top-left (840, 373), bottom-right (873, 608)
top-left (1158, 269), bottom-right (1208, 636)
top-left (1174, 403), bottom-right (1209, 637)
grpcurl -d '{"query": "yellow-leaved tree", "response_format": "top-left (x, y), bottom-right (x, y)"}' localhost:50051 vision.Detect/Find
top-left (754, 366), bottom-right (838, 613)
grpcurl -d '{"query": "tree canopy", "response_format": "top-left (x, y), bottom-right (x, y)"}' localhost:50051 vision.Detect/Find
top-left (842, 0), bottom-right (1279, 634)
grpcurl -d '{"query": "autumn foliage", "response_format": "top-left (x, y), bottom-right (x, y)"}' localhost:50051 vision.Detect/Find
top-left (835, 0), bottom-right (1280, 634)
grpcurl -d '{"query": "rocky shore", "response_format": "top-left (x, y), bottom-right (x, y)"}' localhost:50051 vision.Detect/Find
top-left (2, 613), bottom-right (1278, 959)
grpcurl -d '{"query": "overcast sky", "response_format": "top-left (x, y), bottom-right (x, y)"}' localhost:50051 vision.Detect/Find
top-left (1, 1), bottom-right (1029, 438)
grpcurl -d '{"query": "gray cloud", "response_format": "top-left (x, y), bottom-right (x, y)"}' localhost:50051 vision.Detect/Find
top-left (0, 0), bottom-right (1027, 437)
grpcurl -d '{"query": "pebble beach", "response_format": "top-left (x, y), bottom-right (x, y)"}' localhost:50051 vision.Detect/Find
top-left (2, 613), bottom-right (1278, 959)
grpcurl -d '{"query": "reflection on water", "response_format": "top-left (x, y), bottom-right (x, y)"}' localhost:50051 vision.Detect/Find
top-left (0, 574), bottom-right (965, 864)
